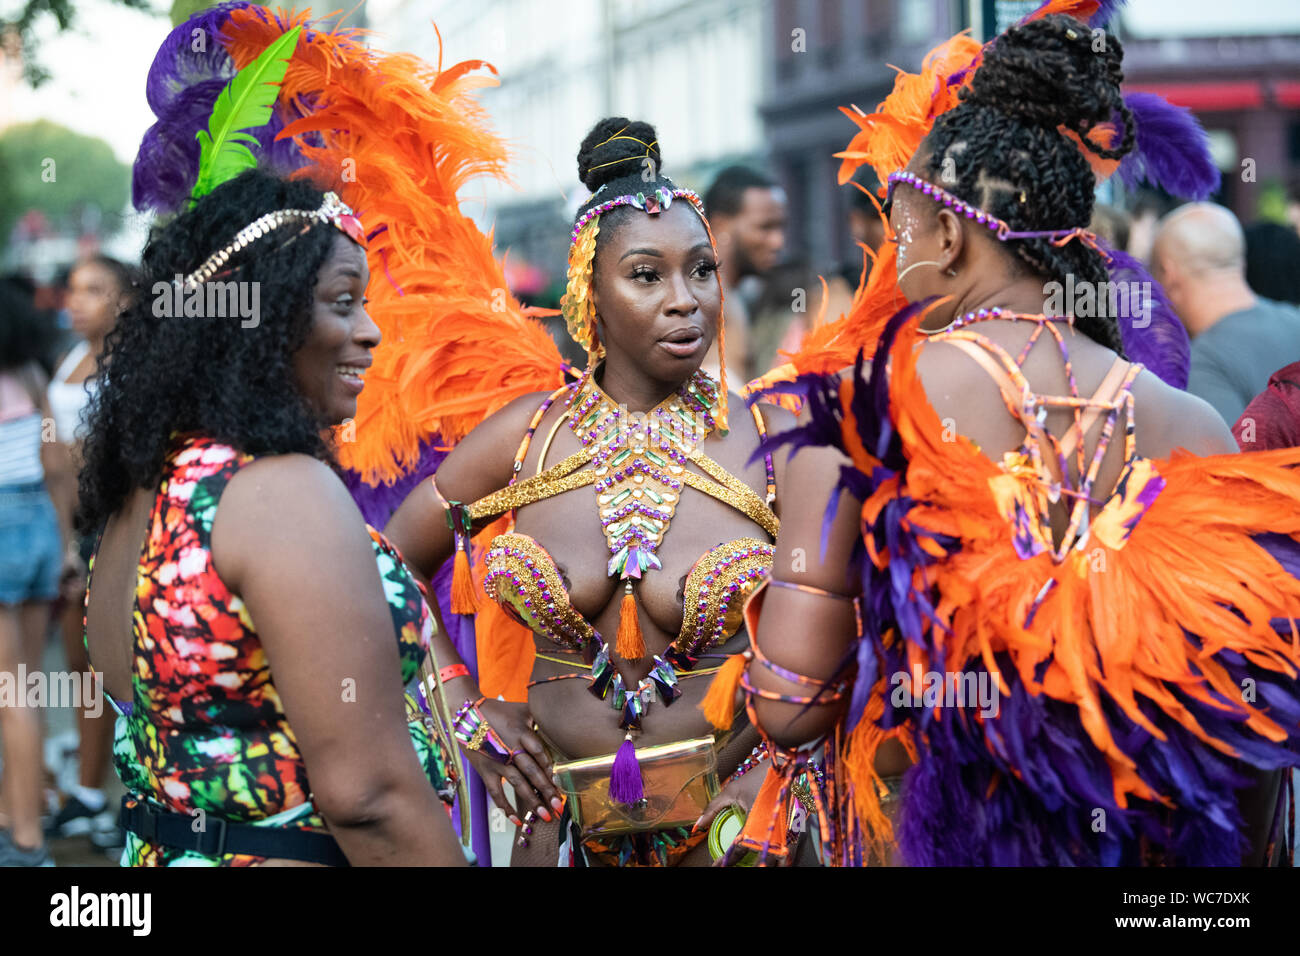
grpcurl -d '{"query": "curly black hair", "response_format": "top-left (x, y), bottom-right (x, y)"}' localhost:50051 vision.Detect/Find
top-left (76, 168), bottom-right (342, 534)
top-left (921, 14), bottom-right (1135, 353)
top-left (574, 117), bottom-right (693, 259)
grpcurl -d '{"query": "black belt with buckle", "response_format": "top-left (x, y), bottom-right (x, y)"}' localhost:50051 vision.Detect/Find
top-left (119, 796), bottom-right (350, 866)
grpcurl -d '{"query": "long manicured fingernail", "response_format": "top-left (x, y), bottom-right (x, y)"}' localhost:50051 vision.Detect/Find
top-left (537, 807), bottom-right (552, 823)
top-left (690, 817), bottom-right (703, 834)
top-left (551, 797), bottom-right (564, 813)
top-left (509, 815), bottom-right (521, 827)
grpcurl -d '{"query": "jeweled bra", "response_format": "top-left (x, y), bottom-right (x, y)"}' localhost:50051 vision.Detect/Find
top-left (472, 370), bottom-right (778, 730)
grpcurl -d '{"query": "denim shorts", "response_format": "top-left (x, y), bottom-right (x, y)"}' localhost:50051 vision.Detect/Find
top-left (0, 481), bottom-right (61, 605)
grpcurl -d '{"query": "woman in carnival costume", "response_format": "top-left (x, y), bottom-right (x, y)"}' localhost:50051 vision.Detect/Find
top-left (709, 2), bottom-right (1300, 866)
top-left (384, 117), bottom-right (798, 866)
top-left (81, 1), bottom-right (559, 864)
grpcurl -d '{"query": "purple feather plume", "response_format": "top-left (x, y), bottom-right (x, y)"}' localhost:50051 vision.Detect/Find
top-left (1117, 91), bottom-right (1221, 201)
top-left (133, 0), bottom-right (311, 213)
top-left (145, 2), bottom-right (245, 115)
top-left (1101, 243), bottom-right (1191, 389)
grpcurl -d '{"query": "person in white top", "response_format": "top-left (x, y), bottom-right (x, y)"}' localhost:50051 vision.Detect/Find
top-left (44, 256), bottom-right (133, 850)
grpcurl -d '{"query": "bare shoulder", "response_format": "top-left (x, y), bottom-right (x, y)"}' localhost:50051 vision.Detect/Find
top-left (1130, 370), bottom-right (1237, 457)
top-left (434, 387), bottom-right (566, 502)
top-left (213, 453), bottom-right (369, 587)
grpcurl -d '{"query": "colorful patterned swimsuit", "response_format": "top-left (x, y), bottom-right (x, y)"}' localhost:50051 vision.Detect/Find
top-left (87, 435), bottom-right (453, 866)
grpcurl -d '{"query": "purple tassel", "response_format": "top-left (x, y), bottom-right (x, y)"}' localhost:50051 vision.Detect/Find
top-left (609, 734), bottom-right (643, 805)
top-left (1117, 92), bottom-right (1220, 201)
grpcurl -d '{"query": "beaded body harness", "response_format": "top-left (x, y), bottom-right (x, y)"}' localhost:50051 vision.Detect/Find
top-left (929, 309), bottom-right (1154, 614)
top-left (473, 370), bottom-right (777, 732)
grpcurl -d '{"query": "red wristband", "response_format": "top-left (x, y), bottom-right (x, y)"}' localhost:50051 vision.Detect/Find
top-left (439, 663), bottom-right (470, 683)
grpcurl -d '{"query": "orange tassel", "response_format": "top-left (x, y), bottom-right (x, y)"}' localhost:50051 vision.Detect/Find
top-left (616, 583), bottom-right (645, 660)
top-left (700, 651), bottom-right (749, 730)
top-left (451, 547), bottom-right (479, 614)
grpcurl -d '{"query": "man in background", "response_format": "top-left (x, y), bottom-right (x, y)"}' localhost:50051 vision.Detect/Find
top-left (702, 166), bottom-right (787, 385)
top-left (1150, 202), bottom-right (1300, 425)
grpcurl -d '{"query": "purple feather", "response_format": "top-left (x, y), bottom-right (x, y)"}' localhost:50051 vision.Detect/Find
top-left (1101, 243), bottom-right (1191, 389)
top-left (1117, 92), bottom-right (1221, 201)
top-left (145, 1), bottom-right (246, 115)
top-left (1086, 0), bottom-right (1127, 29)
top-left (1021, 0), bottom-right (1126, 30)
top-left (342, 439), bottom-right (448, 530)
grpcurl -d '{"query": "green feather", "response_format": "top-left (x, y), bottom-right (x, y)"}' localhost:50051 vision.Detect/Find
top-left (190, 25), bottom-right (303, 205)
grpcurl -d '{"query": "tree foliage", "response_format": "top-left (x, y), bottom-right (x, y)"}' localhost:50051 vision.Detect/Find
top-left (0, 120), bottom-right (130, 250)
top-left (2, 0), bottom-right (156, 85)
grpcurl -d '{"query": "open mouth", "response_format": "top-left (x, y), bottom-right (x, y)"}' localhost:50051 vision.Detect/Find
top-left (659, 328), bottom-right (705, 358)
top-left (336, 364), bottom-right (368, 392)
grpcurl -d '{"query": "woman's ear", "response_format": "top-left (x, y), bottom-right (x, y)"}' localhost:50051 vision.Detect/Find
top-left (934, 207), bottom-right (966, 275)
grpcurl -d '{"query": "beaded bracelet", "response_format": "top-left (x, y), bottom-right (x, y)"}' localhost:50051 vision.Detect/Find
top-left (731, 743), bottom-right (769, 780)
top-left (743, 638), bottom-right (849, 705)
top-left (452, 697), bottom-right (513, 765)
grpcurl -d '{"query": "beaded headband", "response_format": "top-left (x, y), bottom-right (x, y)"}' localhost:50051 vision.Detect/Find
top-left (181, 191), bottom-right (365, 291)
top-left (886, 170), bottom-right (1109, 260)
top-left (569, 185), bottom-right (705, 245)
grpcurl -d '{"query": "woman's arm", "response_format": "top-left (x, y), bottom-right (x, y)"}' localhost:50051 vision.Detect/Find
top-left (26, 363), bottom-right (74, 546)
top-left (748, 436), bottom-right (864, 751)
top-left (383, 392), bottom-right (567, 823)
top-left (214, 454), bottom-right (466, 865)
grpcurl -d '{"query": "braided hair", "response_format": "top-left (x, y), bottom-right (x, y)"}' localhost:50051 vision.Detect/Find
top-left (923, 14), bottom-right (1135, 353)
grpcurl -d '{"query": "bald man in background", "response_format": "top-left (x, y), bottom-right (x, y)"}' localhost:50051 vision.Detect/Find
top-left (1150, 202), bottom-right (1300, 424)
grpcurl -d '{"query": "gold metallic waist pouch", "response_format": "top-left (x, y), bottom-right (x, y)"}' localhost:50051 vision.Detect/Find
top-left (551, 735), bottom-right (720, 837)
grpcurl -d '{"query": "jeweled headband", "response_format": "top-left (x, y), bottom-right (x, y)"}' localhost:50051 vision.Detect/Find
top-left (886, 170), bottom-right (1109, 260)
top-left (181, 191), bottom-right (366, 291)
top-left (569, 185), bottom-right (705, 245)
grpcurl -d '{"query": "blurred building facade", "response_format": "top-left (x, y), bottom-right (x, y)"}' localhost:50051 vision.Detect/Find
top-left (370, 0), bottom-right (768, 297)
top-left (1119, 4), bottom-right (1300, 223)
top-left (761, 1), bottom-right (965, 275)
top-left (367, 0), bottom-right (1300, 288)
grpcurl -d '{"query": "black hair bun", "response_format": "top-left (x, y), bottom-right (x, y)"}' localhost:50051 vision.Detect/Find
top-left (963, 14), bottom-right (1133, 161)
top-left (576, 117), bottom-right (661, 193)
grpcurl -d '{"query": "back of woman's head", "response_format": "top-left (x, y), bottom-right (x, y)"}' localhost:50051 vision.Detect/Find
top-left (0, 279), bottom-right (55, 373)
top-left (923, 14), bottom-right (1135, 352)
top-left (77, 168), bottom-right (340, 533)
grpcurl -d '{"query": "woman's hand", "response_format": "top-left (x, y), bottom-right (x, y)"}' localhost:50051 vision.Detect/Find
top-left (692, 764), bottom-right (767, 835)
top-left (60, 543), bottom-right (87, 600)
top-left (464, 699), bottom-right (564, 826)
